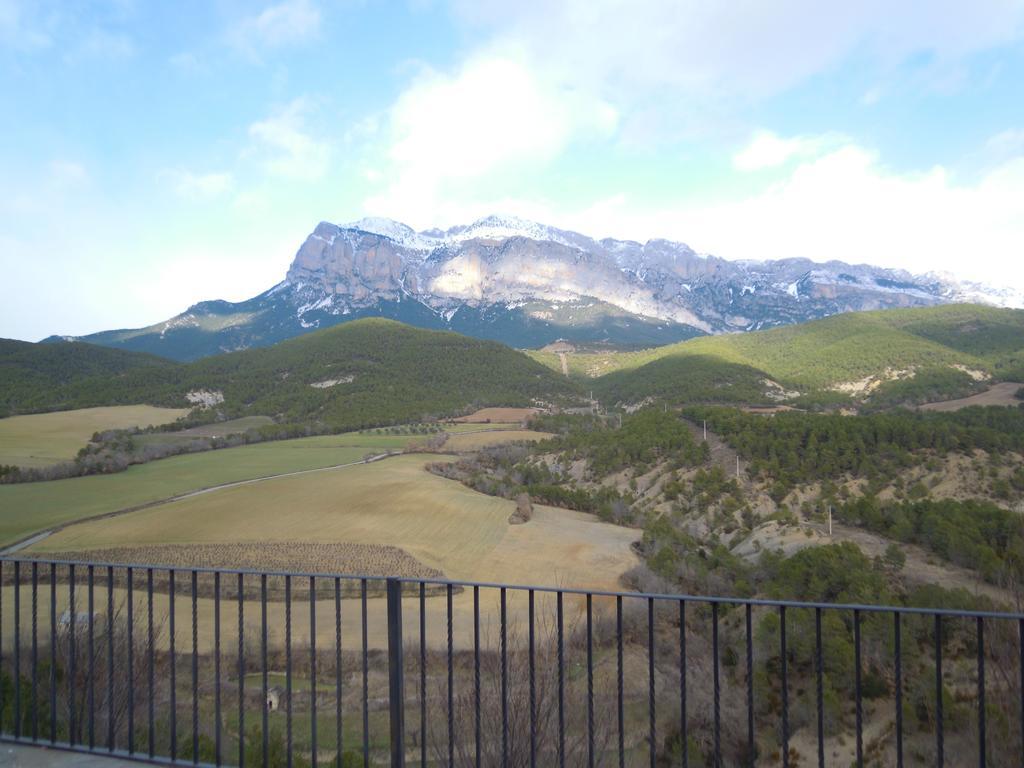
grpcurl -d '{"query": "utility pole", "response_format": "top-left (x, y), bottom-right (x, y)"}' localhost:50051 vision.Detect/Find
top-left (703, 419), bottom-right (707, 441)
top-left (736, 455), bottom-right (740, 480)
top-left (828, 505), bottom-right (833, 537)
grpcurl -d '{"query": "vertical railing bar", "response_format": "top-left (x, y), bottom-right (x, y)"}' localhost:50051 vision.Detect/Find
top-left (745, 602), bottom-right (752, 768)
top-left (473, 585), bottom-right (481, 768)
top-left (51, 564), bottom-right (58, 744)
top-left (336, 577), bottom-right (343, 768)
top-left (586, 592), bottom-right (594, 768)
top-left (13, 561), bottom-right (20, 740)
top-left (261, 573), bottom-right (268, 768)
top-left (32, 562), bottom-right (39, 742)
top-left (419, 582), bottom-right (426, 768)
top-left (935, 613), bottom-right (943, 768)
top-left (310, 577), bottom-right (318, 768)
top-left (445, 582), bottom-right (453, 768)
top-left (712, 601), bottom-right (721, 768)
top-left (286, 574), bottom-right (293, 768)
top-left (0, 562), bottom-right (3, 743)
top-left (895, 612), bottom-right (903, 768)
top-left (557, 590), bottom-right (565, 768)
top-left (854, 608), bottom-right (863, 767)
top-left (616, 594), bottom-right (623, 768)
top-left (191, 570), bottom-right (198, 764)
top-left (147, 569), bottom-right (154, 758)
top-left (780, 604), bottom-right (787, 768)
top-left (649, 597), bottom-right (656, 768)
top-left (169, 569), bottom-right (176, 762)
top-left (530, 589), bottom-right (537, 768)
top-left (501, 587), bottom-right (509, 768)
top-left (238, 572), bottom-right (245, 768)
top-left (815, 607), bottom-right (824, 768)
top-left (977, 616), bottom-right (986, 768)
top-left (682, 599), bottom-right (689, 768)
top-left (87, 565), bottom-right (94, 753)
top-left (1019, 618), bottom-right (1023, 768)
top-left (127, 567), bottom-right (135, 755)
top-left (386, 578), bottom-right (405, 768)
top-left (106, 566), bottom-right (116, 751)
top-left (68, 563), bottom-right (76, 746)
top-left (363, 579), bottom-right (370, 768)
top-left (214, 571), bottom-right (222, 767)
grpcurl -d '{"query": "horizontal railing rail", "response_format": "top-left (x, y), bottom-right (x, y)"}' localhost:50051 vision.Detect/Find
top-left (1, 554), bottom-right (1022, 767)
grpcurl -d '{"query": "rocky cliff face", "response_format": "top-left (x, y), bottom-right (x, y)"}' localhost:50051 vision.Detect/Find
top-left (283, 215), bottom-right (985, 334)
top-left (52, 214), bottom-right (1022, 361)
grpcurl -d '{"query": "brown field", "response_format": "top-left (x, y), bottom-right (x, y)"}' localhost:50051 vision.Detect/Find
top-left (30, 541), bottom-right (444, 583)
top-left (452, 407), bottom-right (539, 423)
top-left (11, 453), bottom-right (640, 651)
top-left (918, 381), bottom-right (1023, 411)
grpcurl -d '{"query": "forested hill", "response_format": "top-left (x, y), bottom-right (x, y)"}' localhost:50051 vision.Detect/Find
top-left (0, 320), bottom-right (581, 428)
top-left (0, 338), bottom-right (175, 417)
top-left (534, 304), bottom-right (1024, 408)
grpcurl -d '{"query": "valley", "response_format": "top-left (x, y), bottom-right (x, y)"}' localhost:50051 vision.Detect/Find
top-left (3, 302), bottom-right (1024, 766)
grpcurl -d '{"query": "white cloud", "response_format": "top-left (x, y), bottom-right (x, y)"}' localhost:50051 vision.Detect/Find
top-left (230, 0), bottom-right (320, 56)
top-left (558, 135), bottom-right (1024, 291)
top-left (160, 169), bottom-right (234, 200)
top-left (247, 99), bottom-right (331, 180)
top-left (732, 131), bottom-right (833, 171)
top-left (454, 1), bottom-right (1024, 102)
top-left (364, 53), bottom-right (617, 227)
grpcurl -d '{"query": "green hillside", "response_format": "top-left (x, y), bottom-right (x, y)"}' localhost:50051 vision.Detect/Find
top-left (2, 319), bottom-right (580, 429)
top-left (0, 338), bottom-right (175, 417)
top-left (539, 305), bottom-right (1024, 407)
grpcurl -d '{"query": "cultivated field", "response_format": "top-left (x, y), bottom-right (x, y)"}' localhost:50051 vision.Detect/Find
top-left (918, 380), bottom-right (1024, 411)
top-left (452, 407), bottom-right (539, 423)
top-left (135, 415), bottom-right (275, 447)
top-left (13, 452), bottom-right (640, 650)
top-left (29, 454), bottom-right (636, 587)
top-left (0, 404), bottom-right (190, 468)
top-left (0, 432), bottom-right (412, 546)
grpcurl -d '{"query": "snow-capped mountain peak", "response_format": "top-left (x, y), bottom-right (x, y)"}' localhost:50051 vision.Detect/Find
top-left (59, 214), bottom-right (1022, 361)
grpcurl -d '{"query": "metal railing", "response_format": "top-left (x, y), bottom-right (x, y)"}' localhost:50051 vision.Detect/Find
top-left (1, 554), bottom-right (1023, 767)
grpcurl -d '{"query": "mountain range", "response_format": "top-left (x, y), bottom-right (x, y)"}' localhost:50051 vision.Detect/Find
top-left (47, 215), bottom-right (1024, 361)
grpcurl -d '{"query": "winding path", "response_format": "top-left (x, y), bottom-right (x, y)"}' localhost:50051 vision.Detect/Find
top-left (0, 452), bottom-right (395, 555)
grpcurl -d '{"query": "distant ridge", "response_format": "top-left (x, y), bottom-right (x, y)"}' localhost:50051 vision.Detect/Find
top-left (536, 304), bottom-right (1024, 410)
top-left (45, 215), bottom-right (1022, 361)
top-left (6, 319), bottom-right (579, 428)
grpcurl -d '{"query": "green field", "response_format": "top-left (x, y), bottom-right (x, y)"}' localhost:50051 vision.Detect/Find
top-left (0, 431), bottom-right (412, 546)
top-left (0, 404), bottom-right (190, 468)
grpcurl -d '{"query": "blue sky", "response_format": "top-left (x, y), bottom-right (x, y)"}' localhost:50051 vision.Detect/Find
top-left (2, 0), bottom-right (1024, 341)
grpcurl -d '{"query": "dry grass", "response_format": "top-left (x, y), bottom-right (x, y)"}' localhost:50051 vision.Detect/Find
top-left (0, 405), bottom-right (190, 467)
top-left (30, 454), bottom-right (637, 589)
top-left (32, 542), bottom-right (444, 579)
top-left (21, 454), bottom-right (640, 650)
top-left (918, 381), bottom-right (1024, 411)
top-left (451, 407), bottom-right (539, 423)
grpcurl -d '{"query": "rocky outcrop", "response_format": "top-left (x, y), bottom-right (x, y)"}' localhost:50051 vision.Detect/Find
top-left (54, 214), bottom-right (1022, 360)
